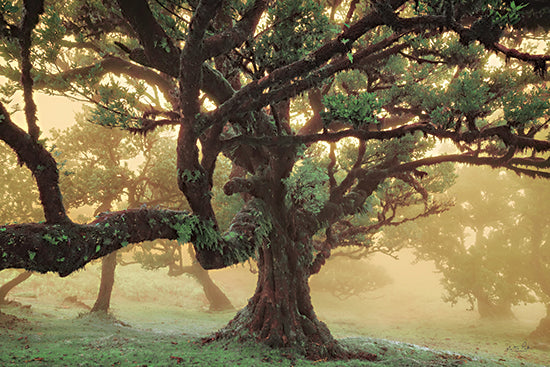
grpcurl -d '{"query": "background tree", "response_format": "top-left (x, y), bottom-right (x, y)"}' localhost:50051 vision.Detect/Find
top-left (493, 176), bottom-right (550, 345)
top-left (383, 167), bottom-right (535, 319)
top-left (0, 141), bottom-right (41, 306)
top-left (1, 0), bottom-right (550, 360)
top-left (53, 115), bottom-right (234, 312)
top-left (387, 166), bottom-right (550, 345)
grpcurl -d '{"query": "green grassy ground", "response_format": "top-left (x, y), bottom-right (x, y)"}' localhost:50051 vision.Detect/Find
top-left (0, 309), bottom-right (538, 366)
top-left (0, 302), bottom-right (546, 367)
top-left (0, 257), bottom-right (548, 366)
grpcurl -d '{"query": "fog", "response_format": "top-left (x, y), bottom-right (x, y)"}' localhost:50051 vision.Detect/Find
top-left (1, 94), bottom-right (548, 365)
top-left (1, 245), bottom-right (547, 364)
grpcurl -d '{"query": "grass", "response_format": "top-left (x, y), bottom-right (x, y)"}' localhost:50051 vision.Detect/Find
top-left (0, 258), bottom-right (548, 366)
top-left (0, 304), bottom-right (545, 367)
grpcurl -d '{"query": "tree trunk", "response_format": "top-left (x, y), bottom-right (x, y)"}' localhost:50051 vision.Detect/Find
top-left (192, 263), bottom-right (234, 312)
top-left (90, 251), bottom-right (117, 313)
top-left (529, 304), bottom-right (550, 345)
top-left (476, 293), bottom-right (515, 320)
top-left (214, 218), bottom-right (366, 360)
top-left (0, 271), bottom-right (32, 304)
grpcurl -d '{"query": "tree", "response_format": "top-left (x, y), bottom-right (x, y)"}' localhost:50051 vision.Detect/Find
top-left (384, 167), bottom-right (535, 319)
top-left (1, 0), bottom-right (550, 360)
top-left (53, 115), bottom-right (234, 312)
top-left (0, 141), bottom-right (41, 306)
top-left (492, 177), bottom-right (550, 345)
top-left (394, 167), bottom-right (550, 344)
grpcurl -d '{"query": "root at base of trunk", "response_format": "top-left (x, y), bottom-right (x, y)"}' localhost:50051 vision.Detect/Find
top-left (207, 306), bottom-right (377, 362)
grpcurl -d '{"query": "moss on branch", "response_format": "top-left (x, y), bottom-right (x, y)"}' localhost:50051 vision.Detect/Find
top-left (0, 199), bottom-right (273, 275)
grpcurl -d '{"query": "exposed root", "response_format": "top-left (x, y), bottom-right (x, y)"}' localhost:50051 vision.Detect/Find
top-left (205, 306), bottom-right (377, 362)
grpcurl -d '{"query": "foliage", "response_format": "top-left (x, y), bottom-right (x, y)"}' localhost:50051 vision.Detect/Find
top-left (322, 92), bottom-right (384, 128)
top-left (0, 142), bottom-right (43, 224)
top-left (283, 158), bottom-right (329, 215)
top-left (250, 0), bottom-right (335, 72)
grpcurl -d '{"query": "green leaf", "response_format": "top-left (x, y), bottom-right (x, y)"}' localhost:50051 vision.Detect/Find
top-left (95, 245), bottom-right (101, 253)
top-left (347, 52), bottom-right (353, 63)
top-left (28, 251), bottom-right (36, 260)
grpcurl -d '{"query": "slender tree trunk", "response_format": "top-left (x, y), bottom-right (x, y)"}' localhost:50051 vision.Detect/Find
top-left (90, 252), bottom-right (117, 313)
top-left (0, 271), bottom-right (32, 304)
top-left (192, 263), bottom-right (234, 312)
top-left (171, 246), bottom-right (234, 311)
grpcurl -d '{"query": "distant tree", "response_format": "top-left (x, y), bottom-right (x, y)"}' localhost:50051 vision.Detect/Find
top-left (53, 116), bottom-right (234, 312)
top-left (1, 0), bottom-right (550, 360)
top-left (0, 142), bottom-right (41, 306)
top-left (384, 167), bottom-right (535, 319)
top-left (492, 178), bottom-right (550, 345)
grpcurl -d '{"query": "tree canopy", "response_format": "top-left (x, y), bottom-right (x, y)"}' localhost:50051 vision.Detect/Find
top-left (0, 0), bottom-right (549, 360)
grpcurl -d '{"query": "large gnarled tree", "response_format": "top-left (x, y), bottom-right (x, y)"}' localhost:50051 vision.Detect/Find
top-left (1, 0), bottom-right (550, 360)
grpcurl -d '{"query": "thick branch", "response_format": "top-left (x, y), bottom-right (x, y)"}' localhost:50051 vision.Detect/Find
top-left (207, 36), bottom-right (405, 129)
top-left (116, 0), bottom-right (180, 76)
top-left (390, 154), bottom-right (550, 179)
top-left (492, 43), bottom-right (549, 76)
top-left (492, 43), bottom-right (550, 63)
top-left (0, 199), bottom-right (268, 275)
top-left (205, 8), bottom-right (392, 123)
top-left (0, 103), bottom-right (69, 223)
top-left (203, 0), bottom-right (268, 58)
top-left (222, 123), bottom-right (550, 154)
top-left (19, 0), bottom-right (44, 141)
top-left (115, 0), bottom-right (238, 106)
top-left (36, 56), bottom-right (177, 106)
top-left (206, 13), bottom-right (450, 126)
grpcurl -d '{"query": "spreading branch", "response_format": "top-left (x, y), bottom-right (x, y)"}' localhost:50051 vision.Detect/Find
top-left (203, 0), bottom-right (269, 58)
top-left (0, 103), bottom-right (68, 223)
top-left (19, 0), bottom-right (45, 141)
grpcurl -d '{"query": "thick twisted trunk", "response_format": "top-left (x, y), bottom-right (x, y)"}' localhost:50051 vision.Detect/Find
top-left (216, 234), bottom-right (340, 358)
top-left (213, 213), bottom-right (373, 360)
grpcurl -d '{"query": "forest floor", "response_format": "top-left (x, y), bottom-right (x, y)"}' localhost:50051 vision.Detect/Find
top-left (0, 252), bottom-right (549, 366)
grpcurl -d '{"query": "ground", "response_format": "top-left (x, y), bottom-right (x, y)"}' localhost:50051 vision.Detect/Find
top-left (0, 252), bottom-right (548, 366)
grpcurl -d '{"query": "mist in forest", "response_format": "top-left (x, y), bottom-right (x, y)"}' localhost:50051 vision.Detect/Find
top-left (2, 162), bottom-right (548, 362)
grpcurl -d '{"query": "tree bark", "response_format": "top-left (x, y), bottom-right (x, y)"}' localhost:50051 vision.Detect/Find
top-left (476, 294), bottom-right (515, 320)
top-left (90, 252), bottom-right (117, 313)
top-left (0, 271), bottom-right (32, 304)
top-left (192, 264), bottom-right (233, 312)
top-left (528, 304), bottom-right (550, 345)
top-left (212, 213), bottom-right (370, 360)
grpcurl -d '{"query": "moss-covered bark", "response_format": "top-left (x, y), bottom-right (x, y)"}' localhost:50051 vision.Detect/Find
top-left (0, 205), bottom-right (261, 276)
top-left (212, 207), bottom-right (375, 360)
top-left (214, 225), bottom-right (345, 359)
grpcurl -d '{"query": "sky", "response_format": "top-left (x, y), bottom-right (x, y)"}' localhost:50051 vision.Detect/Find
top-left (11, 92), bottom-right (84, 134)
